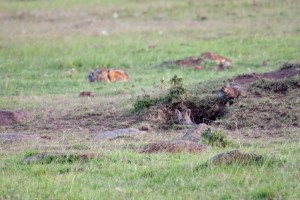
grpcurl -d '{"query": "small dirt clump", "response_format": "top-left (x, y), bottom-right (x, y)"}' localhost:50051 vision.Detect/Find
top-left (79, 91), bottom-right (97, 97)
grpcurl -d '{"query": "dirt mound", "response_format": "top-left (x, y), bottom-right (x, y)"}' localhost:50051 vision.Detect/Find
top-left (79, 91), bottom-right (97, 97)
top-left (140, 63), bottom-right (300, 137)
top-left (217, 78), bottom-right (300, 133)
top-left (175, 56), bottom-right (203, 67)
top-left (214, 63), bottom-right (300, 135)
top-left (0, 110), bottom-right (31, 126)
top-left (161, 52), bottom-right (232, 69)
top-left (141, 140), bottom-right (207, 154)
top-left (232, 63), bottom-right (300, 85)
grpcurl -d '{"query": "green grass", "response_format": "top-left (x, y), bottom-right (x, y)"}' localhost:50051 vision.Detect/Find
top-left (0, 0), bottom-right (300, 199)
top-left (1, 142), bottom-right (300, 199)
top-left (1, 35), bottom-right (299, 96)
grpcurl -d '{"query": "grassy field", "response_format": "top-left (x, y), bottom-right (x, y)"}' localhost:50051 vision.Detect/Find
top-left (0, 0), bottom-right (300, 199)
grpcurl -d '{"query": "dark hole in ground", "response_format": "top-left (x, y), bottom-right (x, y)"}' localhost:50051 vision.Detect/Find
top-left (175, 96), bottom-right (228, 124)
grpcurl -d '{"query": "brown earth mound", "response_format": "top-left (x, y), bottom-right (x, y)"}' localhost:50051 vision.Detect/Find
top-left (79, 91), bottom-right (97, 97)
top-left (161, 52), bottom-right (232, 70)
top-left (212, 63), bottom-right (299, 135)
top-left (217, 79), bottom-right (300, 133)
top-left (232, 63), bottom-right (300, 85)
top-left (0, 110), bottom-right (31, 126)
top-left (140, 63), bottom-right (300, 137)
top-left (175, 56), bottom-right (203, 67)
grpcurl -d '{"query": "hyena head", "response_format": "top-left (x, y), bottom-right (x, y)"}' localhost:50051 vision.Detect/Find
top-left (175, 109), bottom-right (194, 125)
top-left (88, 66), bottom-right (110, 82)
top-left (88, 69), bottom-right (100, 82)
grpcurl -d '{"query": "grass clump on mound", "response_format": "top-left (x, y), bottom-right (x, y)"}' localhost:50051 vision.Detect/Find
top-left (133, 75), bottom-right (186, 112)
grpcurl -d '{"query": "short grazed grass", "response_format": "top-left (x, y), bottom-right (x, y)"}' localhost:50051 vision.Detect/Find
top-left (1, 35), bottom-right (300, 96)
top-left (0, 0), bottom-right (300, 199)
top-left (1, 141), bottom-right (300, 199)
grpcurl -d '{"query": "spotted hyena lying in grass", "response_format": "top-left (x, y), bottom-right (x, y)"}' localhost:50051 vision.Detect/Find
top-left (88, 66), bottom-right (129, 82)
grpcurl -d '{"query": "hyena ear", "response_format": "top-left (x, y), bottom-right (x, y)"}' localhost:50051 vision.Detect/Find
top-left (185, 109), bottom-right (191, 118)
top-left (90, 69), bottom-right (96, 75)
top-left (175, 109), bottom-right (181, 117)
top-left (175, 109), bottom-right (183, 121)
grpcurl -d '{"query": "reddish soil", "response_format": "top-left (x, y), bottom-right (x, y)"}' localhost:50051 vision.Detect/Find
top-left (0, 110), bottom-right (31, 126)
top-left (79, 91), bottom-right (97, 97)
top-left (232, 63), bottom-right (300, 85)
top-left (175, 56), bottom-right (203, 67)
top-left (162, 52), bottom-right (233, 68)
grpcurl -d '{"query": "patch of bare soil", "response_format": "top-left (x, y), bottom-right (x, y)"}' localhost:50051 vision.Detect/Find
top-left (0, 110), bottom-right (31, 126)
top-left (217, 79), bottom-right (300, 134)
top-left (215, 63), bottom-right (300, 135)
top-left (231, 63), bottom-right (300, 85)
top-left (175, 56), bottom-right (203, 67)
top-left (161, 52), bottom-right (232, 70)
